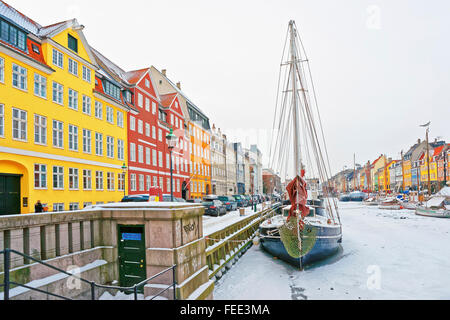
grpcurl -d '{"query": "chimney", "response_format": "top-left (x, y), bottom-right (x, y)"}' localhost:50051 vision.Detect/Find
top-left (176, 82), bottom-right (181, 90)
top-left (418, 139), bottom-right (421, 144)
top-left (162, 69), bottom-right (167, 76)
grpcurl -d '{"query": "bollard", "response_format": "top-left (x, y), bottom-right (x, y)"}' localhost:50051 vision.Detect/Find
top-left (3, 249), bottom-right (10, 300)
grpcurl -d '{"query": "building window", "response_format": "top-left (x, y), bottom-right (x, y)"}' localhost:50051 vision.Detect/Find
top-left (145, 79), bottom-right (150, 88)
top-left (68, 89), bottom-right (78, 110)
top-left (53, 166), bottom-right (64, 190)
top-left (12, 63), bottom-right (27, 91)
top-left (82, 129), bottom-right (91, 154)
top-left (138, 119), bottom-right (143, 134)
top-left (166, 154), bottom-right (170, 169)
top-left (145, 98), bottom-right (150, 112)
top-left (69, 168), bottom-right (79, 190)
top-left (82, 95), bottom-right (91, 115)
top-left (95, 132), bottom-right (103, 156)
top-left (158, 129), bottom-right (162, 142)
top-left (138, 93), bottom-right (143, 108)
top-left (138, 145), bottom-right (144, 163)
top-left (118, 139), bottom-right (124, 160)
top-left (117, 111), bottom-right (124, 128)
top-left (130, 174), bottom-right (137, 191)
top-left (152, 101), bottom-right (156, 114)
top-left (146, 176), bottom-right (151, 191)
top-left (52, 49), bottom-right (63, 69)
top-left (34, 164), bottom-right (47, 189)
top-left (68, 125), bottom-right (78, 151)
top-left (146, 147), bottom-right (151, 165)
top-left (83, 169), bottom-right (92, 190)
top-left (68, 34), bottom-right (78, 52)
top-left (139, 174), bottom-right (145, 191)
top-left (130, 116), bottom-right (135, 131)
top-left (69, 203), bottom-right (79, 211)
top-left (167, 178), bottom-right (170, 193)
top-left (152, 126), bottom-right (156, 139)
top-left (106, 106), bottom-right (114, 123)
top-left (158, 151), bottom-right (163, 168)
top-left (118, 173), bottom-right (125, 191)
top-left (153, 176), bottom-right (158, 187)
top-left (152, 149), bottom-right (157, 166)
top-left (52, 120), bottom-right (63, 148)
top-left (53, 203), bottom-right (64, 212)
top-left (145, 123), bottom-right (150, 137)
top-left (95, 171), bottom-right (104, 190)
top-left (107, 172), bottom-right (115, 191)
top-left (107, 136), bottom-right (114, 158)
top-left (34, 74), bottom-right (47, 98)
top-left (12, 108), bottom-right (27, 141)
top-left (160, 177), bottom-right (164, 192)
top-left (95, 101), bottom-right (103, 119)
top-left (34, 114), bottom-right (47, 145)
top-left (68, 58), bottom-right (78, 76)
top-left (0, 57), bottom-right (4, 83)
top-left (103, 80), bottom-right (121, 100)
top-left (52, 81), bottom-right (64, 105)
top-left (130, 143), bottom-right (136, 162)
top-left (0, 104), bottom-right (4, 137)
top-left (0, 20), bottom-right (26, 51)
top-left (82, 66), bottom-right (91, 83)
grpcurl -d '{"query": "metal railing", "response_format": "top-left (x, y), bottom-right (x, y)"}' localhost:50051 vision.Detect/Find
top-left (0, 248), bottom-right (177, 301)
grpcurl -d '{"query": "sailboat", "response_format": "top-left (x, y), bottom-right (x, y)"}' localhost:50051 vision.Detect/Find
top-left (259, 21), bottom-right (343, 269)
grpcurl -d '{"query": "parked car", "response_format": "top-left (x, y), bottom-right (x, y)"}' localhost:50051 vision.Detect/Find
top-left (203, 195), bottom-right (219, 201)
top-left (187, 199), bottom-right (203, 203)
top-left (201, 200), bottom-right (227, 216)
top-left (121, 195), bottom-right (148, 202)
top-left (218, 196), bottom-right (238, 211)
top-left (232, 195), bottom-right (246, 207)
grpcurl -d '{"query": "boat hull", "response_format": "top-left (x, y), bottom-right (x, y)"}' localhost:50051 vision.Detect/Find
top-left (260, 224), bottom-right (342, 267)
top-left (415, 207), bottom-right (450, 218)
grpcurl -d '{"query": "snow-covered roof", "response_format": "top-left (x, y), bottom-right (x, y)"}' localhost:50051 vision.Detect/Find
top-left (437, 187), bottom-right (450, 197)
top-left (0, 0), bottom-right (41, 34)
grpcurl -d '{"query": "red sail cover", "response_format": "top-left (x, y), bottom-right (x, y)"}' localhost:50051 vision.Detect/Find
top-left (286, 175), bottom-right (310, 224)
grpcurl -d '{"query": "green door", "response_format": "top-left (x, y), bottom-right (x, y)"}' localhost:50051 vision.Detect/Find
top-left (0, 174), bottom-right (21, 216)
top-left (118, 225), bottom-right (147, 291)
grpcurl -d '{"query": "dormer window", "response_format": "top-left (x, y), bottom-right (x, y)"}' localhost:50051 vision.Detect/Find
top-left (31, 43), bottom-right (40, 54)
top-left (0, 19), bottom-right (27, 51)
top-left (68, 34), bottom-right (78, 53)
top-left (124, 90), bottom-right (132, 104)
top-left (103, 80), bottom-right (121, 100)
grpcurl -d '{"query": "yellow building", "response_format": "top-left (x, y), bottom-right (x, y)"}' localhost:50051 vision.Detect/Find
top-left (370, 155), bottom-right (387, 192)
top-left (0, 10), bottom-right (128, 214)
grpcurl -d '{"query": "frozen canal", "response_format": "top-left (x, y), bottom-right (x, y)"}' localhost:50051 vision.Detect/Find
top-left (213, 201), bottom-right (450, 300)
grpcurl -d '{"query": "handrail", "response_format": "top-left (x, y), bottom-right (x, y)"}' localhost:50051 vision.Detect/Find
top-left (1, 248), bottom-right (177, 301)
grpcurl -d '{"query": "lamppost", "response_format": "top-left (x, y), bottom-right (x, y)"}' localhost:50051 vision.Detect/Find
top-left (166, 128), bottom-right (177, 202)
top-left (121, 163), bottom-right (127, 197)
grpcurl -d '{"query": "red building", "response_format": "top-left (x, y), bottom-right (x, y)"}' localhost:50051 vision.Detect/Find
top-left (91, 50), bottom-right (191, 199)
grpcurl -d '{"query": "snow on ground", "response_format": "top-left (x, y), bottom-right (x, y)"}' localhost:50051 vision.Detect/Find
top-left (203, 204), bottom-right (264, 236)
top-left (213, 201), bottom-right (450, 300)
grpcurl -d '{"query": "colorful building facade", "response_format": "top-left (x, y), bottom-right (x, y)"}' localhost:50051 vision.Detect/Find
top-left (0, 6), bottom-right (129, 214)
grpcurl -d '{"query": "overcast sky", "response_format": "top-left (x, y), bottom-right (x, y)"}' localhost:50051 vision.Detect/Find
top-left (9, 0), bottom-right (450, 175)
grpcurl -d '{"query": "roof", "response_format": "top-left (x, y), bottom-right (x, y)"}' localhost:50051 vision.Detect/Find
top-left (432, 145), bottom-right (445, 157)
top-left (371, 155), bottom-right (383, 166)
top-left (0, 0), bottom-right (41, 34)
top-left (91, 47), bottom-right (130, 86)
top-left (160, 93), bottom-right (177, 109)
top-left (124, 68), bottom-right (149, 85)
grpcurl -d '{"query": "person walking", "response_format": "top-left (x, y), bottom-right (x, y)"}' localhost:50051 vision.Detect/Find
top-left (35, 200), bottom-right (44, 213)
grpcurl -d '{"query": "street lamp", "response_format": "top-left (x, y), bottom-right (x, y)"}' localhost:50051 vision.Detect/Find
top-left (166, 128), bottom-right (177, 202)
top-left (121, 163), bottom-right (127, 197)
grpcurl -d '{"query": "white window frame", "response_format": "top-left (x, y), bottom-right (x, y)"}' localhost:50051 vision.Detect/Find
top-left (130, 174), bottom-right (137, 191)
top-left (68, 58), bottom-right (78, 77)
top-left (82, 65), bottom-right (91, 83)
top-left (146, 147), bottom-right (151, 165)
top-left (0, 104), bottom-right (4, 137)
top-left (138, 145), bottom-right (144, 163)
top-left (118, 173), bottom-right (125, 191)
top-left (95, 101), bottom-right (103, 119)
top-left (138, 93), bottom-right (143, 108)
top-left (52, 49), bottom-right (63, 69)
top-left (52, 120), bottom-right (64, 148)
top-left (95, 132), bottom-right (103, 156)
top-left (52, 81), bottom-right (64, 105)
top-left (52, 166), bottom-right (64, 190)
top-left (12, 107), bottom-right (27, 141)
top-left (145, 98), bottom-right (150, 112)
top-left (34, 114), bottom-right (47, 145)
top-left (68, 124), bottom-right (78, 151)
top-left (145, 123), bottom-right (150, 137)
top-left (139, 174), bottom-right (145, 191)
top-left (107, 172), bottom-right (115, 191)
top-left (82, 95), bottom-right (91, 115)
top-left (118, 139), bottom-right (124, 161)
top-left (68, 88), bottom-right (78, 110)
top-left (130, 116), bottom-right (135, 131)
top-left (95, 171), bottom-right (104, 190)
top-left (12, 63), bottom-right (27, 91)
top-left (107, 136), bottom-right (114, 158)
top-left (69, 168), bottom-right (79, 190)
top-left (130, 143), bottom-right (136, 162)
top-left (152, 101), bottom-right (156, 114)
top-left (34, 73), bottom-right (47, 98)
top-left (106, 106), bottom-right (114, 124)
top-left (117, 111), bottom-right (124, 128)
top-left (152, 149), bottom-right (157, 166)
top-left (83, 169), bottom-right (92, 190)
top-left (138, 119), bottom-right (143, 134)
top-left (34, 164), bottom-right (47, 189)
top-left (82, 129), bottom-right (92, 154)
top-left (0, 57), bottom-right (4, 83)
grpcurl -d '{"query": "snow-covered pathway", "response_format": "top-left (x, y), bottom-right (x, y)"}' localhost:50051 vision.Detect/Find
top-left (213, 202), bottom-right (450, 300)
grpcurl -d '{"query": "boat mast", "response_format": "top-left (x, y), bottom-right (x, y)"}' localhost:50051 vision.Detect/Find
top-left (289, 21), bottom-right (301, 177)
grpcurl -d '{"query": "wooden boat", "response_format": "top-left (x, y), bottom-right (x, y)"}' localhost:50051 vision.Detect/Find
top-left (339, 193), bottom-right (351, 202)
top-left (415, 187), bottom-right (450, 218)
top-left (379, 197), bottom-right (403, 210)
top-left (363, 197), bottom-right (379, 206)
top-left (259, 21), bottom-right (342, 269)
